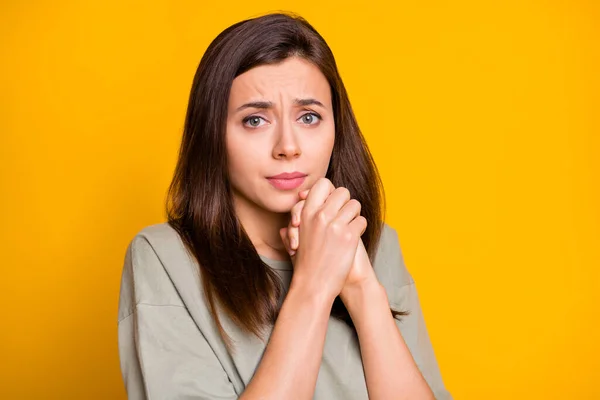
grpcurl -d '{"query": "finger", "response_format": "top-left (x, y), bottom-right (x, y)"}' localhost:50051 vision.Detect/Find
top-left (334, 199), bottom-right (362, 225)
top-left (320, 187), bottom-right (351, 219)
top-left (302, 178), bottom-right (335, 215)
top-left (348, 215), bottom-right (368, 238)
top-left (299, 189), bottom-right (310, 200)
top-left (360, 219), bottom-right (368, 236)
top-left (290, 199), bottom-right (306, 227)
top-left (288, 226), bottom-right (299, 251)
top-left (287, 225), bottom-right (297, 256)
top-left (279, 227), bottom-right (292, 255)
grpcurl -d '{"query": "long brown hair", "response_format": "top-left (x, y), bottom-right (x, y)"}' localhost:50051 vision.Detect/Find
top-left (166, 12), bottom-right (407, 350)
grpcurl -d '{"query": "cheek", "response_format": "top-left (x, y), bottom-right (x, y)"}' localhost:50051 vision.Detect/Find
top-left (227, 143), bottom-right (251, 176)
top-left (226, 134), bottom-right (263, 188)
top-left (310, 127), bottom-right (335, 161)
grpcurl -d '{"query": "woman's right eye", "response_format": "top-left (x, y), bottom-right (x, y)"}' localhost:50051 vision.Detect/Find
top-left (242, 116), bottom-right (267, 128)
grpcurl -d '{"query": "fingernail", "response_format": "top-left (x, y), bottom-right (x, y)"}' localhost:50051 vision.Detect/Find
top-left (291, 236), bottom-right (298, 249)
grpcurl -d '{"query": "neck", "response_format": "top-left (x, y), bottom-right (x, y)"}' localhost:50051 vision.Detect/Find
top-left (233, 192), bottom-right (291, 261)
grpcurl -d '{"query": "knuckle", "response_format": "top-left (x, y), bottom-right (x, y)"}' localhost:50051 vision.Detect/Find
top-left (343, 231), bottom-right (354, 242)
top-left (330, 221), bottom-right (343, 233)
top-left (316, 209), bottom-right (329, 224)
top-left (337, 187), bottom-right (350, 197)
top-left (317, 177), bottom-right (332, 187)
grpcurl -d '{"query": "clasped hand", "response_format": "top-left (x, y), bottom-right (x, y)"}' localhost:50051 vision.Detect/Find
top-left (278, 178), bottom-right (378, 300)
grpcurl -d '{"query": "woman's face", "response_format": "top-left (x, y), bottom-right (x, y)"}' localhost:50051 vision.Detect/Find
top-left (226, 56), bottom-right (335, 214)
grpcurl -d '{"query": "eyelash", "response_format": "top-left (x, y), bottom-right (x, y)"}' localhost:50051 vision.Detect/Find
top-left (242, 111), bottom-right (322, 128)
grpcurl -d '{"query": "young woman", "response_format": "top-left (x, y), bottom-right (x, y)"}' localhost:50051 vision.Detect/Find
top-left (117, 12), bottom-right (452, 400)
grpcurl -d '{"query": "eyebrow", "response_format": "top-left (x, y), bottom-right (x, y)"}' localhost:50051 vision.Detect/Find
top-left (235, 98), bottom-right (326, 112)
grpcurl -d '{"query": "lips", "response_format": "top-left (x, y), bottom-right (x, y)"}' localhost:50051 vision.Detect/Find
top-left (266, 171), bottom-right (307, 190)
top-left (267, 171), bottom-right (307, 179)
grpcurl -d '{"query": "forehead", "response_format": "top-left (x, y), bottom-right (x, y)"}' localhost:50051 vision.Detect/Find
top-left (229, 57), bottom-right (331, 105)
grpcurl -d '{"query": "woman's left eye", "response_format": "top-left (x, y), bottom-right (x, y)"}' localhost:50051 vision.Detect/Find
top-left (298, 112), bottom-right (321, 125)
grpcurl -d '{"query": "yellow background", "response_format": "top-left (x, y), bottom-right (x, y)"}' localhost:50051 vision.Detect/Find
top-left (1, 1), bottom-right (598, 399)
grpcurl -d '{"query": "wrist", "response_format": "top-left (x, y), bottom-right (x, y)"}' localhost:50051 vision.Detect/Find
top-left (340, 278), bottom-right (387, 316)
top-left (341, 276), bottom-right (383, 299)
top-left (287, 278), bottom-right (336, 311)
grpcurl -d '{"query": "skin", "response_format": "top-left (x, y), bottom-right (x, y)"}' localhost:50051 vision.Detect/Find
top-left (283, 188), bottom-right (435, 399)
top-left (282, 188), bottom-right (378, 291)
top-left (226, 56), bottom-right (433, 399)
top-left (226, 56), bottom-right (335, 261)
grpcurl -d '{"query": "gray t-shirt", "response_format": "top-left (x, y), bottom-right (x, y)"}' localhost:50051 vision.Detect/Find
top-left (117, 222), bottom-right (452, 399)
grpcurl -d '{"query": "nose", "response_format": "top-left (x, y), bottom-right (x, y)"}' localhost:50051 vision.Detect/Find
top-left (272, 120), bottom-right (301, 160)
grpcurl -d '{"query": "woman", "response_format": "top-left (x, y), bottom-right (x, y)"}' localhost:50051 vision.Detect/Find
top-left (118, 12), bottom-right (452, 400)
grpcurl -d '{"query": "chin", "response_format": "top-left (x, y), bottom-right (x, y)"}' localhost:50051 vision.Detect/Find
top-left (260, 193), bottom-right (299, 214)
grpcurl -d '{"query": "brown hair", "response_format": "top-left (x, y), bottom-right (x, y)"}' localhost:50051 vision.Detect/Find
top-left (166, 12), bottom-right (407, 350)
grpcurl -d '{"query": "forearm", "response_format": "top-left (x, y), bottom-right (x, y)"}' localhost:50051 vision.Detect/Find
top-left (240, 284), bottom-right (333, 400)
top-left (341, 280), bottom-right (435, 400)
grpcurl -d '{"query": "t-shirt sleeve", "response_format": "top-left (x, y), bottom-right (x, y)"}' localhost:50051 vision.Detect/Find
top-left (381, 225), bottom-right (453, 400)
top-left (117, 235), bottom-right (239, 400)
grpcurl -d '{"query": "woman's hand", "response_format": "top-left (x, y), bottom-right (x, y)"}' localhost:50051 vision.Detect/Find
top-left (280, 186), bottom-right (379, 294)
top-left (282, 178), bottom-right (368, 303)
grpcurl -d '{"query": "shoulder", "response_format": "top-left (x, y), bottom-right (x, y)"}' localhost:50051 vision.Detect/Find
top-left (118, 222), bottom-right (195, 322)
top-left (129, 221), bottom-right (183, 250)
top-left (373, 222), bottom-right (415, 291)
top-left (125, 222), bottom-right (193, 269)
top-left (125, 221), bottom-right (195, 279)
